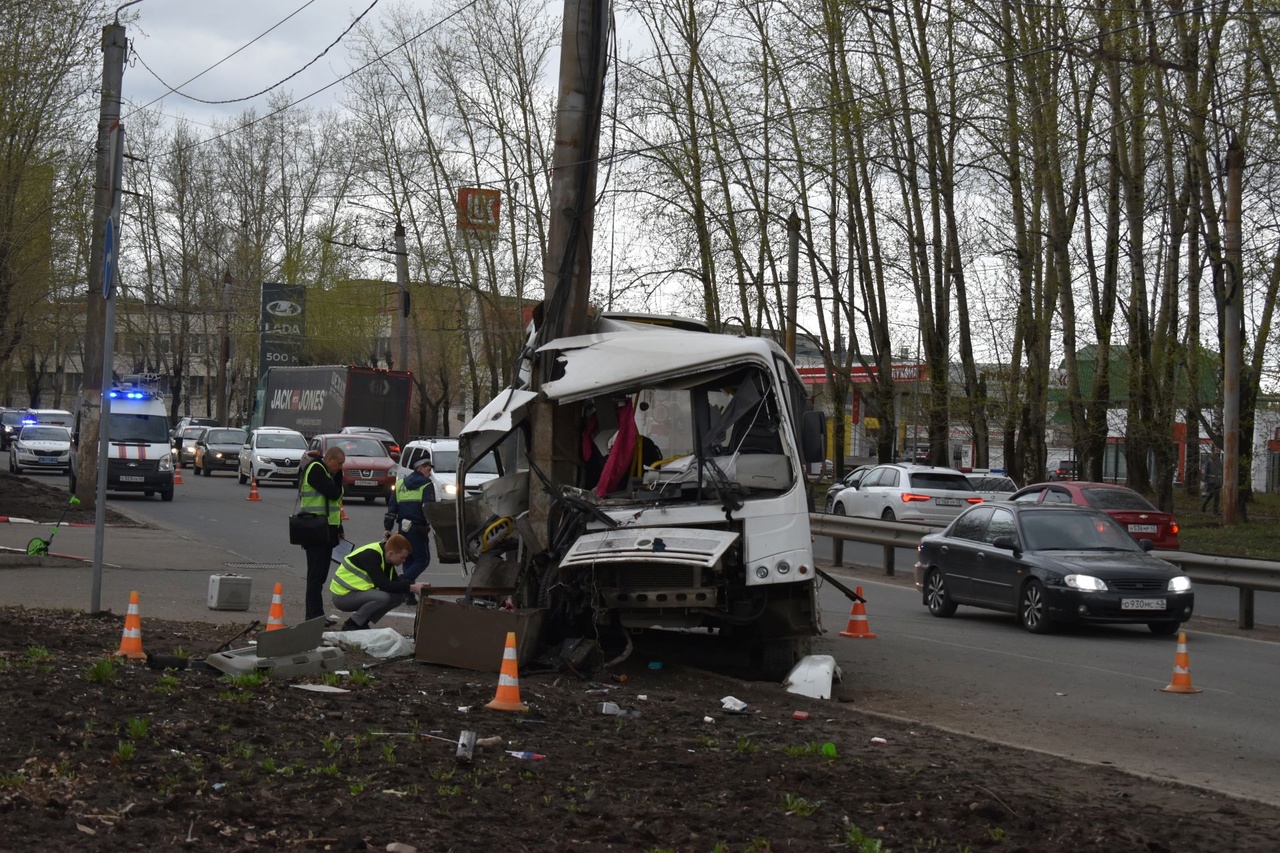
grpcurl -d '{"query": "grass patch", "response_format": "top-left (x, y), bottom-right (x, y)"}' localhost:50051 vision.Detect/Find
top-left (781, 793), bottom-right (822, 816)
top-left (126, 716), bottom-right (150, 740)
top-left (1172, 490), bottom-right (1280, 559)
top-left (85, 657), bottom-right (119, 683)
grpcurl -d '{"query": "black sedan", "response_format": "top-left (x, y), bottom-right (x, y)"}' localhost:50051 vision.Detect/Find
top-left (913, 504), bottom-right (1194, 635)
top-left (193, 427), bottom-right (248, 476)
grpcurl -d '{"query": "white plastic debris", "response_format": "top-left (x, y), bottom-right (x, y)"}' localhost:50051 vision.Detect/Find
top-left (870, 737), bottom-right (888, 744)
top-left (703, 716), bottom-right (715, 724)
top-left (291, 684), bottom-right (350, 694)
top-left (782, 654), bottom-right (842, 700)
top-left (721, 696), bottom-right (748, 712)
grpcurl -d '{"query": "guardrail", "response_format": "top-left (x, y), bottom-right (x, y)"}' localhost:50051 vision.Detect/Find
top-left (809, 512), bottom-right (1280, 629)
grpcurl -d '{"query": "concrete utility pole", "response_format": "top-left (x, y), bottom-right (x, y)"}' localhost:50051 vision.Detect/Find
top-left (76, 20), bottom-right (128, 511)
top-left (526, 0), bottom-right (611, 545)
top-left (785, 210), bottom-right (801, 359)
top-left (1222, 137), bottom-right (1243, 525)
top-left (216, 270), bottom-right (232, 424)
top-left (395, 222), bottom-right (410, 371)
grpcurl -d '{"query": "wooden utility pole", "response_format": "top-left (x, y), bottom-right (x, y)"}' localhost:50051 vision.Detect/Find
top-left (1222, 137), bottom-right (1243, 525)
top-left (76, 20), bottom-right (128, 509)
top-left (526, 0), bottom-right (611, 544)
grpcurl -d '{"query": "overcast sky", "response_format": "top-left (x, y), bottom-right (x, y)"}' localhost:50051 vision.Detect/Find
top-left (120, 0), bottom-right (403, 129)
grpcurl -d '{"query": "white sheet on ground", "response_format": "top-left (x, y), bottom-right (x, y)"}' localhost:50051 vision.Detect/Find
top-left (322, 627), bottom-right (414, 659)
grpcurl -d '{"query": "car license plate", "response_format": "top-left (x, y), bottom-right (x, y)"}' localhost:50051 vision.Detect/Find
top-left (1128, 524), bottom-right (1158, 533)
top-left (355, 479), bottom-right (377, 487)
top-left (38, 458), bottom-right (58, 464)
top-left (934, 497), bottom-right (961, 507)
top-left (119, 475), bottom-right (144, 483)
top-left (1121, 598), bottom-right (1166, 610)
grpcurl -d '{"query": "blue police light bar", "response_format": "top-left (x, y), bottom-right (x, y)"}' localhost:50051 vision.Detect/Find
top-left (107, 389), bottom-right (153, 400)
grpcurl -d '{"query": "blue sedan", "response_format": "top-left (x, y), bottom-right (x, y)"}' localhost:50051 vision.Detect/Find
top-left (913, 504), bottom-right (1194, 635)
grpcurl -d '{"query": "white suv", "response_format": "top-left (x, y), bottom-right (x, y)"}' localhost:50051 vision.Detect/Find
top-left (397, 437), bottom-right (500, 501)
top-left (831, 463), bottom-right (984, 525)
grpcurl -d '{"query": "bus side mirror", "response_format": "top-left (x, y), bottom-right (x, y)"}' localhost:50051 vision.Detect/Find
top-left (800, 410), bottom-right (825, 465)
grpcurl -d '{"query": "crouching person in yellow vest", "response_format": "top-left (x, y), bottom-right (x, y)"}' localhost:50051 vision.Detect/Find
top-left (329, 533), bottom-right (430, 631)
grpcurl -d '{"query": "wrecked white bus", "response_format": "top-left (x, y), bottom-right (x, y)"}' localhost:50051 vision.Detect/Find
top-left (449, 314), bottom-right (826, 677)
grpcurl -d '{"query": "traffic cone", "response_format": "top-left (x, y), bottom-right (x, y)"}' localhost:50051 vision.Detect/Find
top-left (485, 631), bottom-right (529, 712)
top-left (266, 582), bottom-right (286, 631)
top-left (1161, 631), bottom-right (1202, 694)
top-left (173, 467), bottom-right (184, 485)
top-left (115, 591), bottom-right (146, 659)
top-left (247, 478), bottom-right (261, 501)
top-left (838, 586), bottom-right (877, 638)
top-left (341, 504), bottom-right (350, 521)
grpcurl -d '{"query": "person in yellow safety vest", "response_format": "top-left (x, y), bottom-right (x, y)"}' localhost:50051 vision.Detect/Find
top-left (329, 533), bottom-right (429, 631)
top-left (384, 455), bottom-right (435, 605)
top-left (299, 446), bottom-right (345, 622)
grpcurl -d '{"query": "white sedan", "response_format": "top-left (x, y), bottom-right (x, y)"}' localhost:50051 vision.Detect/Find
top-left (9, 425), bottom-right (73, 475)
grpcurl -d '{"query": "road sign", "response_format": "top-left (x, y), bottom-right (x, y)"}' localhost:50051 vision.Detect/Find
top-left (102, 218), bottom-right (115, 298)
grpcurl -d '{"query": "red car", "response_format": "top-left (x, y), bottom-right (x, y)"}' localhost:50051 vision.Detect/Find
top-left (1009, 482), bottom-right (1180, 549)
top-left (307, 434), bottom-right (396, 505)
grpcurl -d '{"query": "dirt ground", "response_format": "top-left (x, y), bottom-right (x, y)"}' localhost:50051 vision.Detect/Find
top-left (1, 611), bottom-right (1279, 852)
top-left (4, 475), bottom-right (1280, 851)
top-left (0, 472), bottom-right (141, 528)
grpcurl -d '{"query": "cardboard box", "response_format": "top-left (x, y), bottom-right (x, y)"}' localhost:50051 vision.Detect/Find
top-left (414, 598), bottom-right (545, 673)
top-left (207, 574), bottom-right (252, 611)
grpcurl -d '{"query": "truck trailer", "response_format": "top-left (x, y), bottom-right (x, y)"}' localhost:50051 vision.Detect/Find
top-left (252, 365), bottom-right (413, 443)
top-left (450, 314), bottom-right (826, 678)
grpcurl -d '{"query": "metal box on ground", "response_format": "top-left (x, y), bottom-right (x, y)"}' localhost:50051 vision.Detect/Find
top-left (414, 598), bottom-right (545, 673)
top-left (207, 573), bottom-right (252, 611)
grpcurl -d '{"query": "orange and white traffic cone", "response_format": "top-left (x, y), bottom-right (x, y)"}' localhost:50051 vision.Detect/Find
top-left (485, 631), bottom-right (528, 713)
top-left (115, 591), bottom-right (146, 659)
top-left (838, 586), bottom-right (877, 638)
top-left (340, 504), bottom-right (350, 521)
top-left (1160, 631), bottom-right (1202, 694)
top-left (266, 582), bottom-right (286, 631)
top-left (173, 467), bottom-right (184, 485)
top-left (246, 478), bottom-right (261, 501)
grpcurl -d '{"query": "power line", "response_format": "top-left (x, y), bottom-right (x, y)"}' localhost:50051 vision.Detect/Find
top-left (129, 0), bottom-right (381, 109)
top-left (161, 0), bottom-right (483, 155)
top-left (123, 0), bottom-right (323, 118)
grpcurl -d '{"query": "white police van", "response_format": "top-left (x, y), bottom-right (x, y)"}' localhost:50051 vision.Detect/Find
top-left (69, 384), bottom-right (175, 501)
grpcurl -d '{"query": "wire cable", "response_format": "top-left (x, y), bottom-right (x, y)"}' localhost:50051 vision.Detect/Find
top-left (130, 0), bottom-right (381, 108)
top-left (124, 0), bottom-right (323, 117)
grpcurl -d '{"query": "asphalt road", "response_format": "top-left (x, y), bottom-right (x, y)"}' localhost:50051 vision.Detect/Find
top-left (813, 528), bottom-right (1280, 627)
top-left (813, 575), bottom-right (1280, 807)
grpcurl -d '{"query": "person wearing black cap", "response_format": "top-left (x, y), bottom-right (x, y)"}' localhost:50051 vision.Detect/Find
top-left (384, 454), bottom-right (435, 603)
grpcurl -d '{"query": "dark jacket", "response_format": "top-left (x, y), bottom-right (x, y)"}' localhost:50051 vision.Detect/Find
top-left (302, 454), bottom-right (344, 545)
top-left (341, 542), bottom-right (412, 595)
top-left (385, 470), bottom-right (435, 529)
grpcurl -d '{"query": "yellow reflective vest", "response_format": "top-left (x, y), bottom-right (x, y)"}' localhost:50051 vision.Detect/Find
top-left (300, 459), bottom-right (342, 526)
top-left (330, 541), bottom-right (393, 595)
